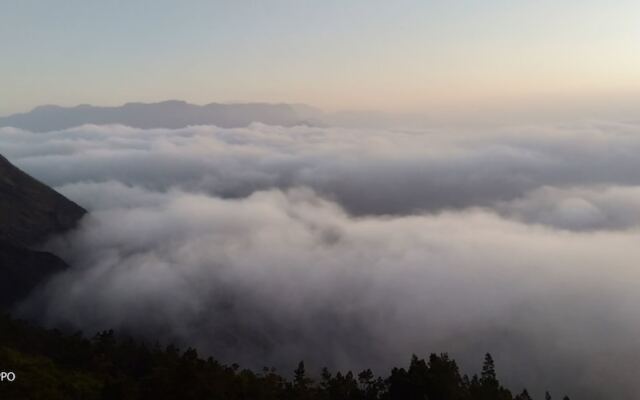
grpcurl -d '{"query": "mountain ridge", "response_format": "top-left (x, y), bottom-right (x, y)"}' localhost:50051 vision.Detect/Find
top-left (0, 154), bottom-right (86, 247)
top-left (0, 100), bottom-right (322, 132)
top-left (0, 154), bottom-right (86, 308)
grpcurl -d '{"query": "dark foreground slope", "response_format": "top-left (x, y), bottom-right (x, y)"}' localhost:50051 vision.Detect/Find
top-left (0, 154), bottom-right (85, 307)
top-left (0, 242), bottom-right (68, 307)
top-left (0, 154), bottom-right (85, 247)
top-left (0, 313), bottom-right (569, 400)
top-left (0, 101), bottom-right (315, 132)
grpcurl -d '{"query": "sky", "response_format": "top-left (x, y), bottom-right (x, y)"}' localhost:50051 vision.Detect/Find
top-left (3, 0), bottom-right (640, 118)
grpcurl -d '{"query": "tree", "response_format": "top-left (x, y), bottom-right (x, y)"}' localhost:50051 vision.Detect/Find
top-left (469, 353), bottom-right (512, 400)
top-left (426, 353), bottom-right (468, 400)
top-left (294, 361), bottom-right (311, 390)
top-left (320, 367), bottom-right (332, 390)
top-left (481, 353), bottom-right (497, 385)
top-left (515, 389), bottom-right (533, 400)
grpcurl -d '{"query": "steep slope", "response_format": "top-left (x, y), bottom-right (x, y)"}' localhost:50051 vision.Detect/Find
top-left (0, 154), bottom-right (85, 308)
top-left (0, 241), bottom-right (68, 307)
top-left (0, 154), bottom-right (86, 247)
top-left (0, 100), bottom-right (313, 132)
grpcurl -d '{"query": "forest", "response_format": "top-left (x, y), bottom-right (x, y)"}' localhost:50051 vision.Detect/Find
top-left (0, 313), bottom-right (569, 400)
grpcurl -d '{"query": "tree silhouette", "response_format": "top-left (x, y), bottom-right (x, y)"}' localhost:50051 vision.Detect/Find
top-left (515, 389), bottom-right (533, 400)
top-left (481, 353), bottom-right (497, 384)
top-left (0, 313), bottom-right (576, 400)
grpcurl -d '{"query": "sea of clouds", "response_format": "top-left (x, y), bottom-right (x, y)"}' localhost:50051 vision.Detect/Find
top-left (2, 121), bottom-right (640, 399)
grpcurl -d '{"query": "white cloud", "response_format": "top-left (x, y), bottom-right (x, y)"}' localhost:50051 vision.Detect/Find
top-left (2, 121), bottom-right (640, 216)
top-left (4, 121), bottom-right (640, 398)
top-left (498, 185), bottom-right (640, 231)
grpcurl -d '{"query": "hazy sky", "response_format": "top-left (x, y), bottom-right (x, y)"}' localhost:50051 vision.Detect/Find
top-left (3, 0), bottom-right (640, 117)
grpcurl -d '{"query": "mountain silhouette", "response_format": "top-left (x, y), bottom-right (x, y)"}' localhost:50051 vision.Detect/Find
top-left (0, 100), bottom-right (318, 132)
top-left (0, 154), bottom-right (85, 246)
top-left (0, 154), bottom-right (85, 307)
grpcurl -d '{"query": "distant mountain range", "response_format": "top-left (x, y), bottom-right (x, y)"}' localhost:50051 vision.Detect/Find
top-left (0, 154), bottom-right (85, 308)
top-left (0, 100), bottom-right (431, 131)
top-left (0, 100), bottom-right (324, 132)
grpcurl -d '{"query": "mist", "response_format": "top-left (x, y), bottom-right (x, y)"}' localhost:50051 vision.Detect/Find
top-left (3, 121), bottom-right (640, 399)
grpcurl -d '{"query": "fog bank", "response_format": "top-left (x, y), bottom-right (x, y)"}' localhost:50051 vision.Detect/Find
top-left (3, 122), bottom-right (640, 399)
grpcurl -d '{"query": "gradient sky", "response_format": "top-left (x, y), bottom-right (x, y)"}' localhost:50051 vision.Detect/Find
top-left (3, 0), bottom-right (640, 117)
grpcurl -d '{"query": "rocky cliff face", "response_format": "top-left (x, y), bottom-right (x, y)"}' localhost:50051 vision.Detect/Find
top-left (0, 154), bottom-right (86, 308)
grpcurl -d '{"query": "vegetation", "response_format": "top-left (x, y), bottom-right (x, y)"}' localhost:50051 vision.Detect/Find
top-left (0, 313), bottom-right (570, 400)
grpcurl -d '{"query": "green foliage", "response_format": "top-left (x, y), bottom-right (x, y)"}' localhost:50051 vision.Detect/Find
top-left (0, 347), bottom-right (101, 400)
top-left (0, 313), bottom-right (571, 400)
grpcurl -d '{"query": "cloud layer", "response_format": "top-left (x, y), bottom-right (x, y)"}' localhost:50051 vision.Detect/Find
top-left (3, 122), bottom-right (640, 399)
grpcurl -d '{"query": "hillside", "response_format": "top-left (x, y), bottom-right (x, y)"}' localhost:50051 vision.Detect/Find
top-left (0, 154), bottom-right (85, 307)
top-left (0, 313), bottom-right (568, 400)
top-left (0, 242), bottom-right (68, 307)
